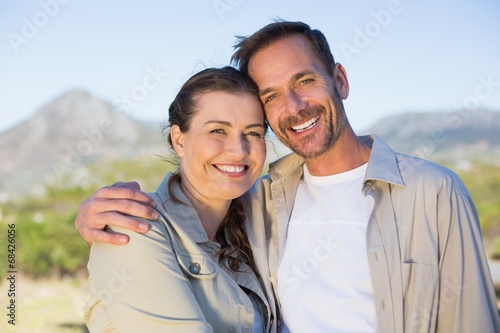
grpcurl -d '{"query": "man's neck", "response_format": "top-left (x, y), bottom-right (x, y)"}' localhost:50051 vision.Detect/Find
top-left (304, 131), bottom-right (372, 176)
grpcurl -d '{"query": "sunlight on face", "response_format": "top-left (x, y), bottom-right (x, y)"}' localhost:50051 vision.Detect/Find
top-left (175, 91), bottom-right (266, 203)
top-left (249, 35), bottom-right (347, 159)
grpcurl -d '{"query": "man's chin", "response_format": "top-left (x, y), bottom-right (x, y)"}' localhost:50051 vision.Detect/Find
top-left (289, 144), bottom-right (327, 159)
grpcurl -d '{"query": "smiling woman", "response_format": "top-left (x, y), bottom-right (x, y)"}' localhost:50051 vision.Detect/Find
top-left (170, 91), bottom-right (267, 210)
top-left (85, 66), bottom-right (271, 333)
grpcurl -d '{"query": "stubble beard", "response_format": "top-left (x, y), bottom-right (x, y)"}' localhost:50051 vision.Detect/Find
top-left (277, 98), bottom-right (347, 159)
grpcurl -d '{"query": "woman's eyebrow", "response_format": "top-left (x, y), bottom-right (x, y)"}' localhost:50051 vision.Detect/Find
top-left (205, 120), bottom-right (231, 126)
top-left (205, 120), bottom-right (265, 129)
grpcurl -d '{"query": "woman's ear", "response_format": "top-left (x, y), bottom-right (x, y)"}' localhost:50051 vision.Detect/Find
top-left (170, 125), bottom-right (185, 157)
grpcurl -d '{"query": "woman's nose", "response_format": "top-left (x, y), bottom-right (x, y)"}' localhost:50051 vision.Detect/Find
top-left (226, 134), bottom-right (249, 157)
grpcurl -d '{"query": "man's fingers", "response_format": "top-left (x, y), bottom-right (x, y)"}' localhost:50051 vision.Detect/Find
top-left (95, 185), bottom-right (156, 208)
top-left (112, 181), bottom-right (141, 190)
top-left (87, 228), bottom-right (130, 245)
top-left (83, 212), bottom-right (152, 245)
top-left (93, 198), bottom-right (158, 222)
top-left (75, 182), bottom-right (158, 246)
top-left (100, 211), bottom-right (152, 233)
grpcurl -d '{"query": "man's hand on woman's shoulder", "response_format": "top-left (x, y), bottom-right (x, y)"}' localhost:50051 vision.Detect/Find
top-left (74, 181), bottom-right (158, 246)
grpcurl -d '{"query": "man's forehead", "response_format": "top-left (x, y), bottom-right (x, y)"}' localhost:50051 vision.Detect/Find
top-left (248, 35), bottom-right (308, 65)
top-left (248, 36), bottom-right (322, 90)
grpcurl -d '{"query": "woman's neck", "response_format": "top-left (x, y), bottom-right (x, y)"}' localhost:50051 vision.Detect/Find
top-left (179, 181), bottom-right (230, 242)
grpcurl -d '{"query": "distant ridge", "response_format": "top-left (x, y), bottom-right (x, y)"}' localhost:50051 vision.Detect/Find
top-left (1, 90), bottom-right (499, 201)
top-left (360, 109), bottom-right (500, 162)
top-left (0, 90), bottom-right (166, 200)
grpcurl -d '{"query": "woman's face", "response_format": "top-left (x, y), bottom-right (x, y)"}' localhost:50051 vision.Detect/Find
top-left (172, 91), bottom-right (266, 203)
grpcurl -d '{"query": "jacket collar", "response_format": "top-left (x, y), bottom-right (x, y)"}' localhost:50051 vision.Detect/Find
top-left (155, 173), bottom-right (210, 244)
top-left (268, 152), bottom-right (304, 181)
top-left (267, 134), bottom-right (405, 187)
top-left (364, 134), bottom-right (405, 187)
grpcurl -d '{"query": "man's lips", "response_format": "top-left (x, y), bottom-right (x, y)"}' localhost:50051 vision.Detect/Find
top-left (290, 116), bottom-right (319, 132)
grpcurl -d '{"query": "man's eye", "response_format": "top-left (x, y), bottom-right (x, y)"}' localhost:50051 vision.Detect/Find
top-left (299, 78), bottom-right (313, 85)
top-left (264, 94), bottom-right (277, 103)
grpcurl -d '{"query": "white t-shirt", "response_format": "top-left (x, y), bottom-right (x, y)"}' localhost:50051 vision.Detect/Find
top-left (277, 163), bottom-right (376, 333)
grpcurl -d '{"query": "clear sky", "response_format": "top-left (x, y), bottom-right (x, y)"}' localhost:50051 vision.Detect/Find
top-left (1, 0), bottom-right (499, 133)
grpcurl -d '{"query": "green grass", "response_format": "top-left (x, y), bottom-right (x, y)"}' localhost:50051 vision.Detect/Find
top-left (497, 289), bottom-right (500, 317)
top-left (0, 155), bottom-right (499, 331)
top-left (2, 278), bottom-right (89, 333)
top-left (1, 156), bottom-right (499, 280)
top-left (1, 277), bottom-right (498, 332)
top-left (453, 164), bottom-right (500, 233)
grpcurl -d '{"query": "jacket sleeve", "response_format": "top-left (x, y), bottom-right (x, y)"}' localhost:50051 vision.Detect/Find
top-left (436, 173), bottom-right (500, 332)
top-left (85, 218), bottom-right (214, 333)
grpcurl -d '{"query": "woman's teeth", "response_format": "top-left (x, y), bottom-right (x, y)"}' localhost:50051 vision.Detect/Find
top-left (216, 165), bottom-right (245, 173)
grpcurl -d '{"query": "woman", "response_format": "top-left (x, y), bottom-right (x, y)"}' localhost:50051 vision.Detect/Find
top-left (85, 67), bottom-right (271, 332)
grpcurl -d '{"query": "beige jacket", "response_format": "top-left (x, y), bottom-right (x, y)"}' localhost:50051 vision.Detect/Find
top-left (243, 135), bottom-right (500, 333)
top-left (86, 173), bottom-right (272, 333)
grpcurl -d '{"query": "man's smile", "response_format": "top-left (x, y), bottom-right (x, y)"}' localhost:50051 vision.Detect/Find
top-left (291, 116), bottom-right (319, 132)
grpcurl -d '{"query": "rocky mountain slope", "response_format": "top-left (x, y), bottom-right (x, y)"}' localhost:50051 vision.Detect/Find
top-left (360, 109), bottom-right (500, 163)
top-left (0, 90), bottom-right (166, 200)
top-left (1, 89), bottom-right (498, 201)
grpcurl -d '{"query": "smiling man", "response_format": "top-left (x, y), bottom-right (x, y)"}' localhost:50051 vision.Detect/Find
top-left (76, 21), bottom-right (500, 333)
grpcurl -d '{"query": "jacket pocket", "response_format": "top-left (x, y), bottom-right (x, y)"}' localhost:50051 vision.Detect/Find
top-left (176, 251), bottom-right (218, 280)
top-left (402, 261), bottom-right (437, 333)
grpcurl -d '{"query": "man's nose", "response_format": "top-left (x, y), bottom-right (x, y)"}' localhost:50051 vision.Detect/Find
top-left (284, 89), bottom-right (308, 116)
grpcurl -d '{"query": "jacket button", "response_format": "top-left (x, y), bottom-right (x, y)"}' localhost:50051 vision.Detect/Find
top-left (189, 263), bottom-right (201, 274)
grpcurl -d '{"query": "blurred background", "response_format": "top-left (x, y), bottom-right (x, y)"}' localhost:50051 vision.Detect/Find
top-left (0, 0), bottom-right (499, 331)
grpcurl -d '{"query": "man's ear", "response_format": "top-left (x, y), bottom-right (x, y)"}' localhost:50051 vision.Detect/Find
top-left (333, 63), bottom-right (350, 100)
top-left (170, 125), bottom-right (185, 157)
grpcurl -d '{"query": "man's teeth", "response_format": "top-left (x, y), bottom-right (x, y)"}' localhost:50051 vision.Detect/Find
top-left (216, 165), bottom-right (245, 173)
top-left (291, 116), bottom-right (319, 132)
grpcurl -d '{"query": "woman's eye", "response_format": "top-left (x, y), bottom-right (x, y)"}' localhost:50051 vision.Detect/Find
top-left (210, 129), bottom-right (225, 134)
top-left (247, 131), bottom-right (263, 138)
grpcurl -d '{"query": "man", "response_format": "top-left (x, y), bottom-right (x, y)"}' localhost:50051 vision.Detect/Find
top-left (76, 21), bottom-right (500, 332)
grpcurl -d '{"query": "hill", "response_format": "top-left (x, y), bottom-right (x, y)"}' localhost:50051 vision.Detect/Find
top-left (2, 90), bottom-right (499, 201)
top-left (360, 109), bottom-right (500, 165)
top-left (0, 90), bottom-right (167, 201)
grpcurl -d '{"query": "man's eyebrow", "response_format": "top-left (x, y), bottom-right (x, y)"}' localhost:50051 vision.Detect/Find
top-left (290, 70), bottom-right (315, 83)
top-left (258, 70), bottom-right (315, 97)
top-left (259, 86), bottom-right (275, 98)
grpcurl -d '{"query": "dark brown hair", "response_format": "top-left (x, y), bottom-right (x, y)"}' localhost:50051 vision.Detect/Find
top-left (163, 66), bottom-right (266, 271)
top-left (231, 20), bottom-right (336, 76)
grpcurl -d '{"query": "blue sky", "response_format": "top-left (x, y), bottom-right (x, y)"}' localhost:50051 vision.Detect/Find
top-left (1, 0), bottom-right (499, 133)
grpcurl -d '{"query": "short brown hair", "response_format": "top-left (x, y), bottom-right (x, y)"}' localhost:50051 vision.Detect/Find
top-left (231, 20), bottom-right (336, 75)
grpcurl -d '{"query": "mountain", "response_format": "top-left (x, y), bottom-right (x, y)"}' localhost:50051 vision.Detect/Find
top-left (0, 90), bottom-right (167, 201)
top-left (360, 109), bottom-right (500, 164)
top-left (1, 90), bottom-right (498, 201)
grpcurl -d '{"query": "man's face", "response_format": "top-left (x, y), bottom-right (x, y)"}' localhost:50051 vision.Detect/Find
top-left (248, 35), bottom-right (349, 159)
